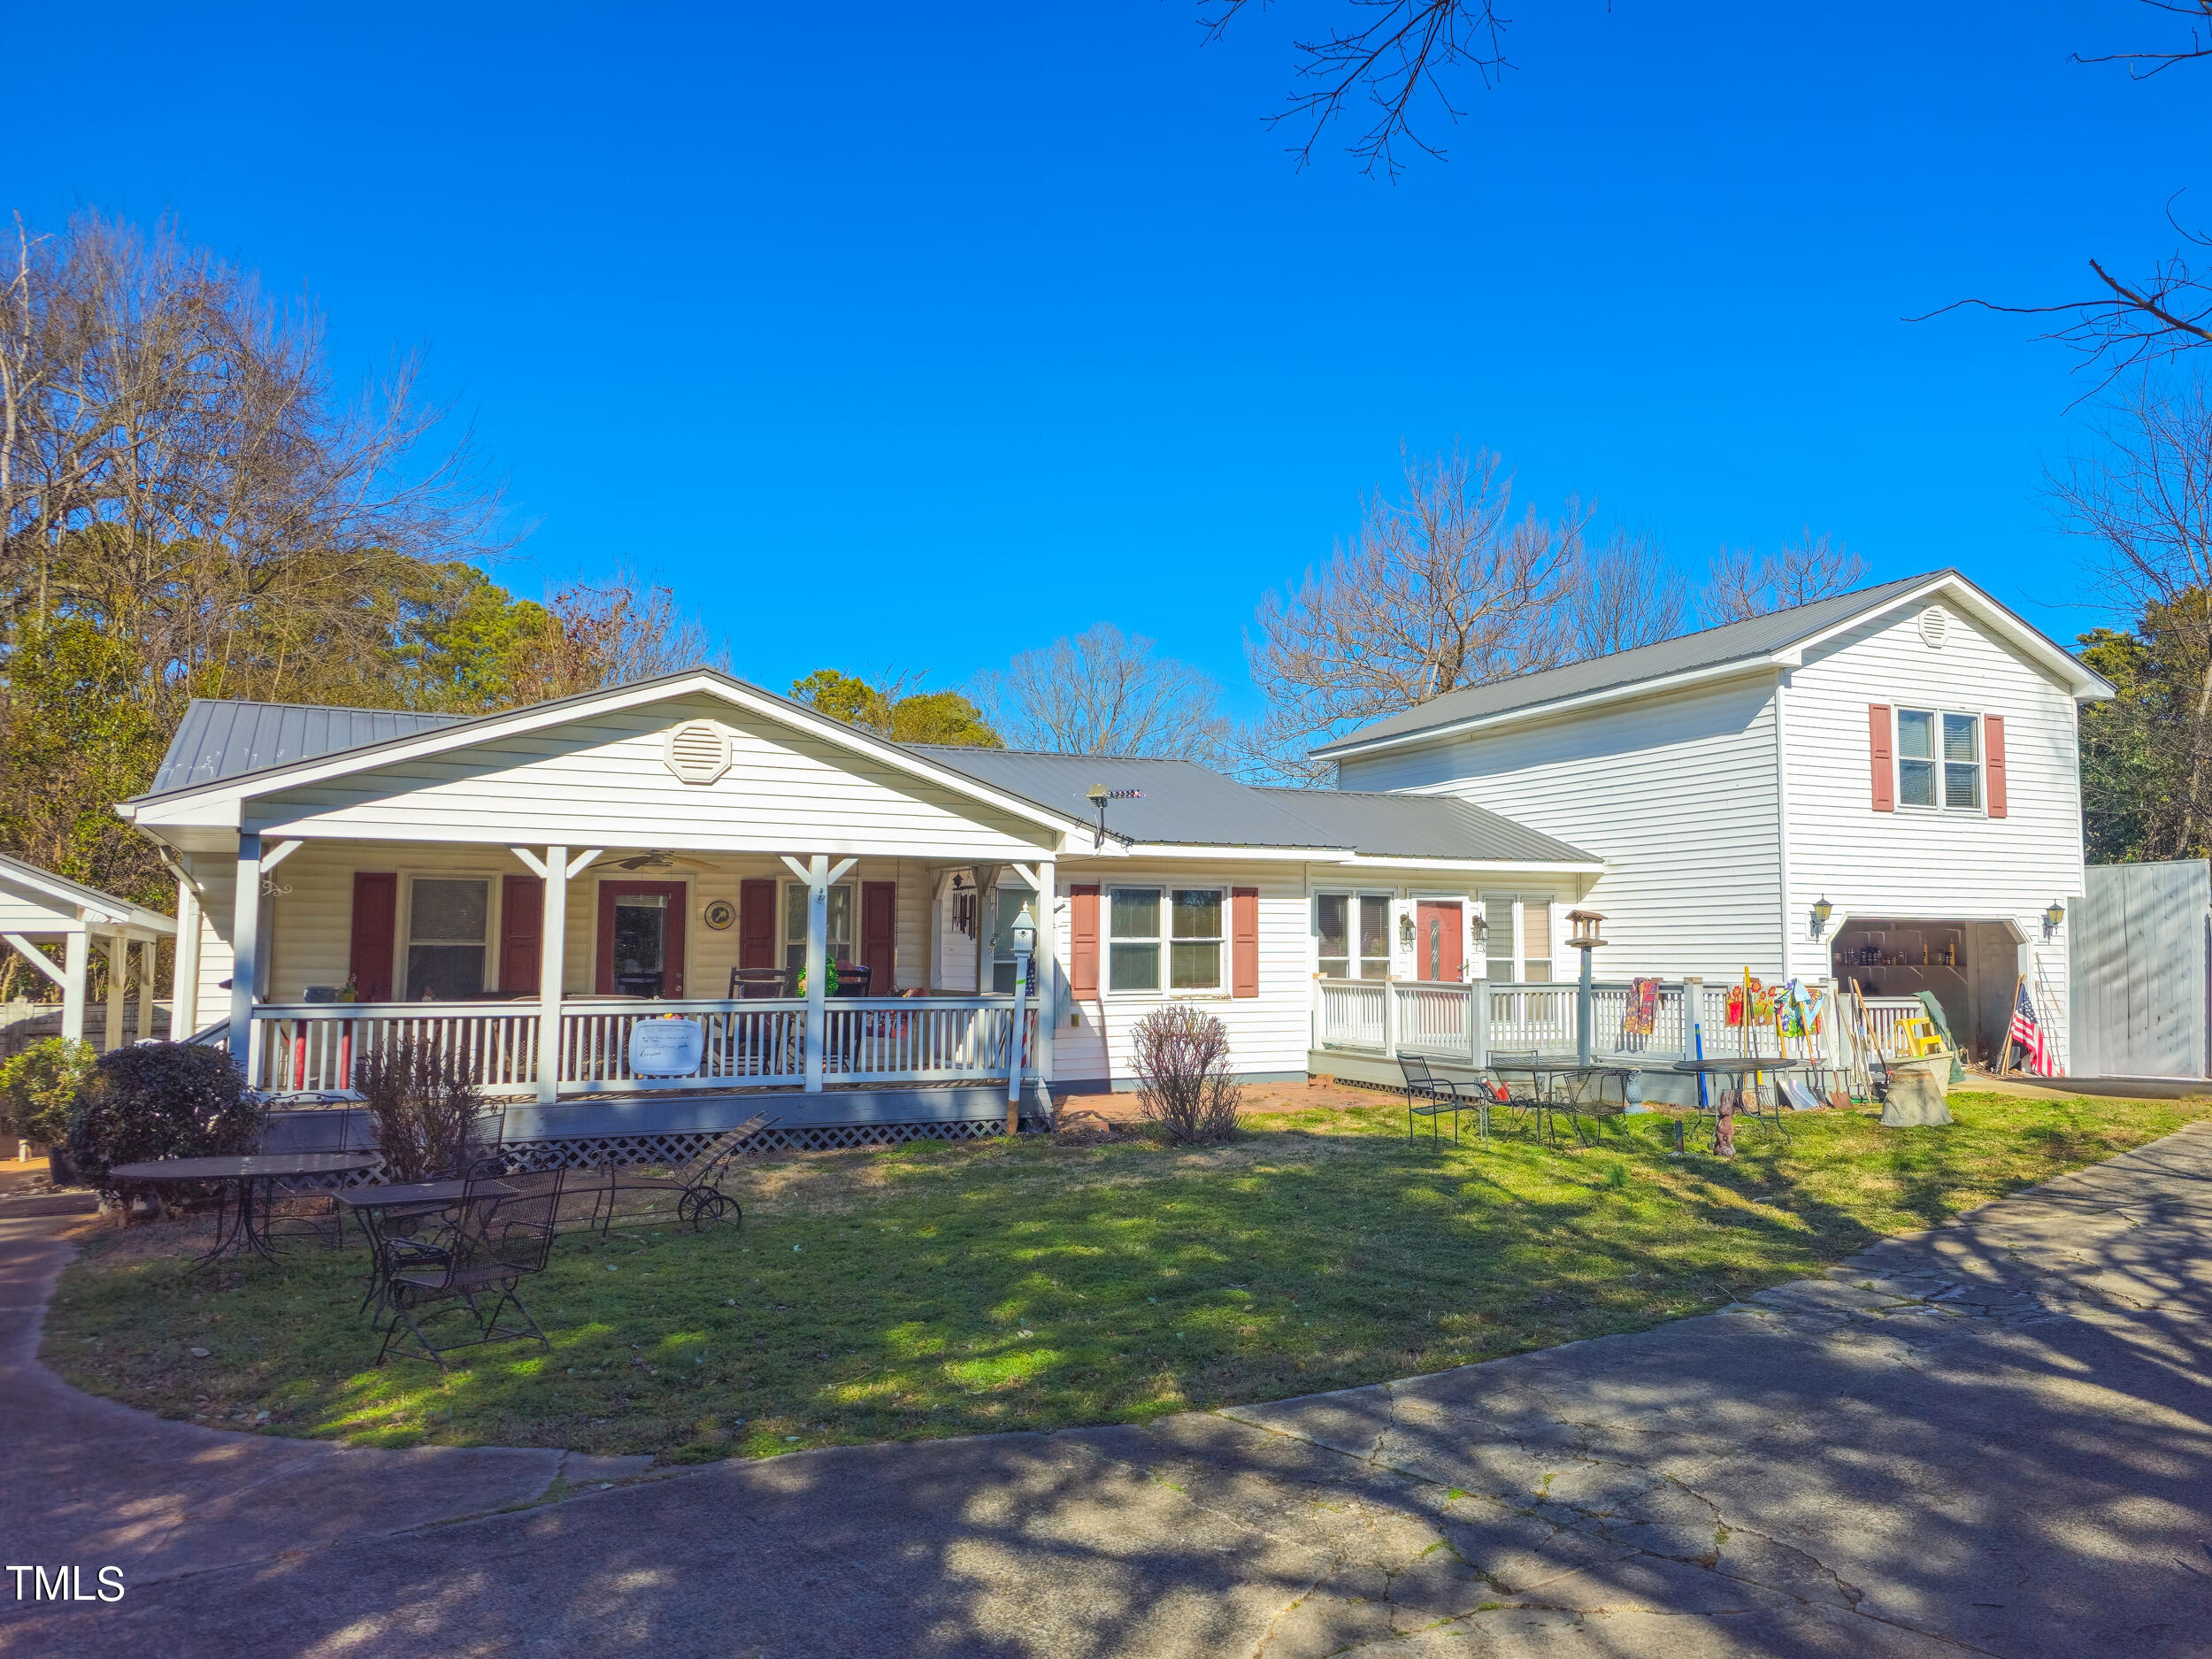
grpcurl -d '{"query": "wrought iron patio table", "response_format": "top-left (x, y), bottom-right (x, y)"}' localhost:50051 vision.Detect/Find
top-left (1669, 1057), bottom-right (1808, 1156)
top-left (109, 1153), bottom-right (378, 1269)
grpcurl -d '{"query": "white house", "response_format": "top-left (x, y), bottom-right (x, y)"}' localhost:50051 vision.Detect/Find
top-left (1312, 570), bottom-right (2111, 1071)
top-left (115, 672), bottom-right (1600, 1154)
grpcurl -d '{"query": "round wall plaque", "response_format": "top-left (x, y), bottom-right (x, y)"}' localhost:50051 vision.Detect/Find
top-left (702, 898), bottom-right (736, 931)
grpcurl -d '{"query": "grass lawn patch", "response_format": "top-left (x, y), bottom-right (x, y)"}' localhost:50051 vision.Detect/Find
top-left (40, 1089), bottom-right (2207, 1463)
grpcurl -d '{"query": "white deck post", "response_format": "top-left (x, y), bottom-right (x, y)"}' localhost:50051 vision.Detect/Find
top-left (1469, 966), bottom-right (1490, 1070)
top-left (103, 933), bottom-right (125, 1052)
top-left (1683, 976), bottom-right (1704, 1061)
top-left (134, 940), bottom-right (155, 1040)
top-left (228, 832), bottom-right (261, 1073)
top-left (173, 872), bottom-right (201, 1036)
top-left (535, 847), bottom-right (568, 1105)
top-left (1383, 979), bottom-right (1401, 1059)
top-left (60, 929), bottom-right (87, 1045)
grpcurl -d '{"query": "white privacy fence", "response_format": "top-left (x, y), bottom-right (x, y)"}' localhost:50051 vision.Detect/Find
top-left (1313, 977), bottom-right (1862, 1070)
top-left (248, 995), bottom-right (1033, 1095)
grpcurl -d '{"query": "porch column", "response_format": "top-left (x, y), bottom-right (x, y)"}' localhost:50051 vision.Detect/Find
top-left (538, 848), bottom-right (568, 1105)
top-left (228, 832), bottom-right (262, 1071)
top-left (134, 940), bottom-right (155, 1041)
top-left (784, 854), bottom-right (856, 1094)
top-left (59, 930), bottom-right (87, 1045)
top-left (1033, 859), bottom-right (1056, 1090)
top-left (103, 933), bottom-right (126, 1052)
top-left (173, 872), bottom-right (201, 1036)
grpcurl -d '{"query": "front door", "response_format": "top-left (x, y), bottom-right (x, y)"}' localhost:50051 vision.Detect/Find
top-left (596, 881), bottom-right (688, 996)
top-left (1415, 900), bottom-right (1463, 982)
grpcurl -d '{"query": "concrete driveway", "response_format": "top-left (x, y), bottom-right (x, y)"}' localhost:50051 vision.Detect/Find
top-left (3, 1124), bottom-right (2208, 1658)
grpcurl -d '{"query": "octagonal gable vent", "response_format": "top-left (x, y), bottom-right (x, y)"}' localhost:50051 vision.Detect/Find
top-left (664, 721), bottom-right (731, 785)
top-left (1917, 604), bottom-right (1949, 649)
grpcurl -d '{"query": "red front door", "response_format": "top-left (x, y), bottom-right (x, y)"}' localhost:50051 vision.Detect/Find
top-left (1415, 901), bottom-right (1463, 982)
top-left (595, 881), bottom-right (688, 996)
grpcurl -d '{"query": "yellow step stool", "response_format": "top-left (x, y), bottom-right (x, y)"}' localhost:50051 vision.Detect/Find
top-left (1896, 1016), bottom-right (1946, 1058)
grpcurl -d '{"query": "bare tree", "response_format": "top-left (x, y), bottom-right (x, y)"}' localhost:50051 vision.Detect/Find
top-left (1701, 531), bottom-right (1867, 625)
top-left (1201, 0), bottom-right (1512, 178)
top-left (1564, 529), bottom-right (1690, 660)
top-left (1924, 4), bottom-right (2212, 388)
top-left (973, 624), bottom-right (1227, 758)
top-left (504, 570), bottom-right (721, 704)
top-left (0, 211), bottom-right (503, 687)
top-left (1247, 444), bottom-right (1584, 778)
top-left (2049, 375), bottom-right (2212, 843)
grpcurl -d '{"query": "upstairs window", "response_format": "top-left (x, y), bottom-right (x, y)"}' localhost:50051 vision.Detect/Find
top-left (1897, 709), bottom-right (1981, 811)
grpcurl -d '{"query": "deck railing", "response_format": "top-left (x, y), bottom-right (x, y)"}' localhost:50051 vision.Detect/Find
top-left (247, 995), bottom-right (1033, 1096)
top-left (1312, 976), bottom-right (1848, 1070)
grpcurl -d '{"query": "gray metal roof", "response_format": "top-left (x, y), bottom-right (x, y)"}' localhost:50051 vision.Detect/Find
top-left (1313, 571), bottom-right (1951, 757)
top-left (909, 747), bottom-right (1599, 864)
top-left (151, 700), bottom-right (473, 795)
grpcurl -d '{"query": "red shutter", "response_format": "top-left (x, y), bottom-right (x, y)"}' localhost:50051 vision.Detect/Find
top-left (498, 873), bottom-right (543, 995)
top-left (348, 872), bottom-right (398, 1002)
top-left (1985, 715), bottom-right (2007, 818)
top-left (1869, 703), bottom-right (1894, 812)
top-left (1231, 887), bottom-right (1259, 998)
top-left (861, 880), bottom-right (897, 987)
top-left (1069, 884), bottom-right (1100, 998)
top-left (738, 879), bottom-right (778, 995)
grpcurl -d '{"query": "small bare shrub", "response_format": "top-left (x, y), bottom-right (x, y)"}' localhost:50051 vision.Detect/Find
top-left (353, 1035), bottom-right (494, 1183)
top-left (1131, 1004), bottom-right (1241, 1145)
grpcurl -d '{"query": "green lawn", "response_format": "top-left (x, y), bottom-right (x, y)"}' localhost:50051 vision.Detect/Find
top-left (41, 1090), bottom-right (2208, 1463)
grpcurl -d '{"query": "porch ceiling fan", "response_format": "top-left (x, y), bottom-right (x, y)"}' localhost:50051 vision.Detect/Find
top-left (586, 849), bottom-right (717, 872)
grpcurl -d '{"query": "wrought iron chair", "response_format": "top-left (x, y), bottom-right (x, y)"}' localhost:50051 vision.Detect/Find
top-left (595, 1114), bottom-right (775, 1233)
top-left (1486, 1048), bottom-right (1575, 1148)
top-left (374, 1179), bottom-right (563, 1368)
top-left (1560, 1066), bottom-right (1634, 1148)
top-left (1398, 1054), bottom-right (1485, 1147)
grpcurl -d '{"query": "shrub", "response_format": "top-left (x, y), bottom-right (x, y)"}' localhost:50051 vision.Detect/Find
top-left (0, 1038), bottom-right (97, 1147)
top-left (1130, 1003), bottom-right (1242, 1145)
top-left (353, 1035), bottom-right (495, 1183)
top-left (67, 1042), bottom-right (265, 1193)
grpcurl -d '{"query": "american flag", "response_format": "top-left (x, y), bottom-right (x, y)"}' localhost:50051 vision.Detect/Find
top-left (2009, 980), bottom-right (2055, 1076)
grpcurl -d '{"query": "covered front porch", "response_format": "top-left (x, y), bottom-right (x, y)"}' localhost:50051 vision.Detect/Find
top-left (190, 837), bottom-right (1060, 1119)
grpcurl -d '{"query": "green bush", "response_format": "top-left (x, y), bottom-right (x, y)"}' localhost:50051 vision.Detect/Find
top-left (0, 1038), bottom-right (97, 1147)
top-left (66, 1042), bottom-right (264, 1193)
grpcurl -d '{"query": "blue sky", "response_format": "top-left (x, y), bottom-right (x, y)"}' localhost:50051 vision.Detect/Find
top-left (13, 2), bottom-right (2208, 719)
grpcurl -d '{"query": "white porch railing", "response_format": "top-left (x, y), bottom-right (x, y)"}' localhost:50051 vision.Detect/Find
top-left (1312, 977), bottom-right (1850, 1070)
top-left (247, 995), bottom-right (1033, 1096)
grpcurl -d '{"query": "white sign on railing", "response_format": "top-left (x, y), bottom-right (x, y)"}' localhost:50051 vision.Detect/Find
top-left (627, 1017), bottom-right (705, 1077)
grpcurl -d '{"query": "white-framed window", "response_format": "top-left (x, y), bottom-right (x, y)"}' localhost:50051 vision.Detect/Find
top-left (1316, 893), bottom-right (1392, 980)
top-left (1109, 886), bottom-right (1225, 994)
top-left (1480, 893), bottom-right (1555, 985)
top-left (782, 881), bottom-right (856, 974)
top-left (406, 875), bottom-right (491, 1000)
top-left (1895, 708), bottom-right (1982, 812)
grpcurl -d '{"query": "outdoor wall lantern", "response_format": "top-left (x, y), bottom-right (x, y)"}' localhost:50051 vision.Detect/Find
top-left (2043, 900), bottom-right (2065, 941)
top-left (1398, 910), bottom-right (1416, 949)
top-left (1809, 895), bottom-right (1832, 940)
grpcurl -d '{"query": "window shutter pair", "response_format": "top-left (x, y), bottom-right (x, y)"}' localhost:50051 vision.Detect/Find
top-left (1067, 884), bottom-right (1259, 997)
top-left (1866, 704), bottom-right (2007, 818)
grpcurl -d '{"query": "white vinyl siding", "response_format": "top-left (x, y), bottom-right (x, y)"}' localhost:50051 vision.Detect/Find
top-left (1336, 673), bottom-right (1784, 982)
top-left (236, 695), bottom-right (1057, 860)
top-left (1782, 602), bottom-right (2084, 1066)
top-left (1050, 861), bottom-right (1315, 1085)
